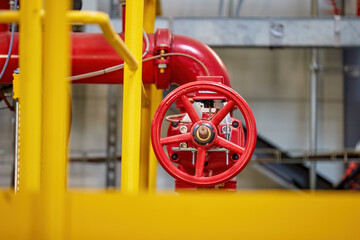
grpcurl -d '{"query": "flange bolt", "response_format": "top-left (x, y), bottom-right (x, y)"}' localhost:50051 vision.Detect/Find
top-left (232, 121), bottom-right (239, 128)
top-left (171, 153), bottom-right (178, 160)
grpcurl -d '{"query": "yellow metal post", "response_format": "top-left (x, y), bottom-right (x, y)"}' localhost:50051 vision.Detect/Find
top-left (148, 86), bottom-right (163, 191)
top-left (17, 0), bottom-right (43, 193)
top-left (144, 0), bottom-right (164, 192)
top-left (143, 0), bottom-right (156, 32)
top-left (121, 0), bottom-right (144, 193)
top-left (139, 84), bottom-right (151, 190)
top-left (139, 0), bottom-right (164, 193)
top-left (139, 0), bottom-right (156, 191)
top-left (41, 0), bottom-right (70, 238)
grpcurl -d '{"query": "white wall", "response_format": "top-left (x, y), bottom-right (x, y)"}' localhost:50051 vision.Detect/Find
top-left (214, 47), bottom-right (344, 184)
top-left (0, 0), bottom-right (349, 188)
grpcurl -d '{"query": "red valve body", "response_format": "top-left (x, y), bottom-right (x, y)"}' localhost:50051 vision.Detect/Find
top-left (151, 80), bottom-right (257, 189)
top-left (167, 116), bottom-right (245, 190)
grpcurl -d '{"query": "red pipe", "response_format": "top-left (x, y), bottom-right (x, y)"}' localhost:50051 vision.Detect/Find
top-left (329, 0), bottom-right (339, 15)
top-left (0, 1), bottom-right (9, 32)
top-left (0, 29), bottom-right (231, 88)
top-left (0, 32), bottom-right (19, 81)
top-left (122, 4), bottom-right (126, 32)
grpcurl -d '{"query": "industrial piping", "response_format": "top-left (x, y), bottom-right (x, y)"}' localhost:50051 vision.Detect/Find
top-left (0, 29), bottom-right (231, 88)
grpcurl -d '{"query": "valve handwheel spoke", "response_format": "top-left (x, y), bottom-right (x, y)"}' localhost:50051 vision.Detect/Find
top-left (215, 136), bottom-right (245, 155)
top-left (160, 133), bottom-right (191, 145)
top-left (211, 100), bottom-right (235, 126)
top-left (151, 81), bottom-right (257, 187)
top-left (180, 95), bottom-right (200, 123)
top-left (195, 147), bottom-right (206, 177)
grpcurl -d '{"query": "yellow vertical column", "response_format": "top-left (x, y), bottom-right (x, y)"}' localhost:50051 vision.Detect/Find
top-left (139, 0), bottom-right (156, 191)
top-left (148, 84), bottom-right (163, 192)
top-left (17, 0), bottom-right (43, 192)
top-left (139, 90), bottom-right (150, 190)
top-left (41, 0), bottom-right (70, 239)
top-left (121, 0), bottom-right (144, 194)
top-left (140, 0), bottom-right (164, 193)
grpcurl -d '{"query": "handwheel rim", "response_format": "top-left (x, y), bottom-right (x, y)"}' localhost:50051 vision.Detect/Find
top-left (151, 81), bottom-right (257, 187)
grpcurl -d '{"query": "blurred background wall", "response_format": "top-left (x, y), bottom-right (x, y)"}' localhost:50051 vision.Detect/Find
top-left (0, 0), bottom-right (357, 189)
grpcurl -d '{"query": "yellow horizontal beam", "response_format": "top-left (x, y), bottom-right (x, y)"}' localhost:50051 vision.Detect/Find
top-left (67, 191), bottom-right (359, 239)
top-left (2, 190), bottom-right (358, 239)
top-left (0, 191), bottom-right (37, 239)
top-left (67, 10), bottom-right (138, 71)
top-left (0, 11), bottom-right (19, 23)
top-left (0, 11), bottom-right (138, 71)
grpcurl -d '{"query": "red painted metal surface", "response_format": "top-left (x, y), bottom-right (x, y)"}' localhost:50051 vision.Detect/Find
top-left (0, 29), bottom-right (230, 88)
top-left (151, 80), bottom-right (257, 187)
top-left (0, 32), bottom-right (19, 81)
top-left (329, 0), bottom-right (339, 15)
top-left (0, 1), bottom-right (9, 32)
top-left (0, 24), bottom-right (255, 187)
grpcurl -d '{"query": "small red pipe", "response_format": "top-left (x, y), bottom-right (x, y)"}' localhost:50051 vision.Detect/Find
top-left (0, 1), bottom-right (9, 32)
top-left (0, 32), bottom-right (18, 81)
top-left (329, 0), bottom-right (339, 15)
top-left (121, 4), bottom-right (126, 32)
top-left (0, 30), bottom-right (231, 88)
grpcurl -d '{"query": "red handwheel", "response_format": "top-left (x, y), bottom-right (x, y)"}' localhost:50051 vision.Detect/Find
top-left (151, 81), bottom-right (257, 187)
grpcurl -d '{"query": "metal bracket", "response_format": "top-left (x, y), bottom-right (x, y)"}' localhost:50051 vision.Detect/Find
top-left (106, 85), bottom-right (120, 188)
top-left (334, 15), bottom-right (341, 46)
top-left (269, 21), bottom-right (284, 46)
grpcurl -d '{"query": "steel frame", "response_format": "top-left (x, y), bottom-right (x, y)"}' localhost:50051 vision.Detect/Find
top-left (171, 17), bottom-right (360, 47)
top-left (86, 17), bottom-right (360, 47)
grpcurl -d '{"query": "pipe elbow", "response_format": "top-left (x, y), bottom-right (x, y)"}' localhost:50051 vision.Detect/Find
top-left (169, 34), bottom-right (231, 87)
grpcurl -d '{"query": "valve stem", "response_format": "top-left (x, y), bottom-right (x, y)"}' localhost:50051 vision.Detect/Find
top-left (226, 150), bottom-right (229, 165)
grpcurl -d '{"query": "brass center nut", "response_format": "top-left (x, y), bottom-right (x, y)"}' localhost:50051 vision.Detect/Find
top-left (192, 123), bottom-right (215, 145)
top-left (196, 126), bottom-right (211, 142)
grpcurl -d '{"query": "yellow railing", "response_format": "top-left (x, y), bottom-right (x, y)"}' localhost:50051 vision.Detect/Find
top-left (41, 0), bottom-right (69, 239)
top-left (17, 0), bottom-right (43, 193)
top-left (141, 0), bottom-right (164, 193)
top-left (0, 10), bottom-right (19, 22)
top-left (67, 10), bottom-right (138, 71)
